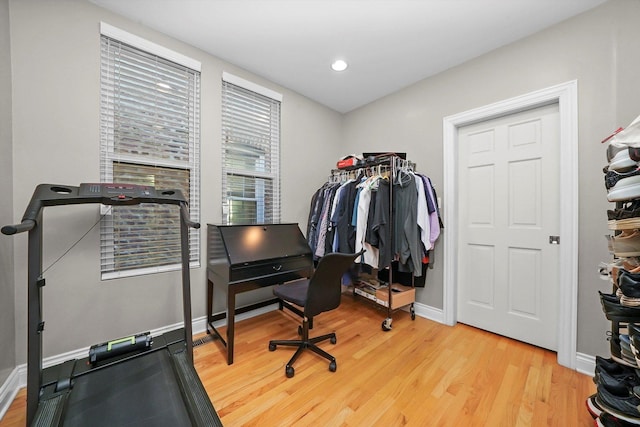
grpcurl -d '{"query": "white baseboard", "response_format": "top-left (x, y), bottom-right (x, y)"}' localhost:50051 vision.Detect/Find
top-left (576, 352), bottom-right (595, 377)
top-left (414, 301), bottom-right (444, 323)
top-left (0, 367), bottom-right (20, 421)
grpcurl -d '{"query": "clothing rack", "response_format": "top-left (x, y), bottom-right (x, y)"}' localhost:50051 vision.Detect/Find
top-left (310, 154), bottom-right (438, 330)
top-left (329, 157), bottom-right (416, 184)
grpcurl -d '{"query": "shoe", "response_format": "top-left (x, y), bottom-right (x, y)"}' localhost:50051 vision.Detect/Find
top-left (597, 411), bottom-right (640, 427)
top-left (619, 274), bottom-right (640, 301)
top-left (608, 148), bottom-right (639, 172)
top-left (610, 231), bottom-right (640, 257)
top-left (600, 260), bottom-right (640, 287)
top-left (596, 356), bottom-right (640, 381)
top-left (595, 367), bottom-right (640, 396)
top-left (609, 201), bottom-right (640, 230)
top-left (629, 324), bottom-right (640, 367)
top-left (596, 384), bottom-right (640, 422)
top-left (620, 335), bottom-right (638, 366)
top-left (599, 291), bottom-right (640, 321)
top-left (605, 116), bottom-right (640, 150)
top-left (588, 393), bottom-right (604, 418)
top-left (605, 168), bottom-right (640, 202)
top-left (608, 331), bottom-right (638, 368)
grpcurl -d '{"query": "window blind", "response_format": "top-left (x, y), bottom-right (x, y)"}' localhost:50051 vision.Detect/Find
top-left (100, 33), bottom-right (201, 279)
top-left (221, 80), bottom-right (281, 225)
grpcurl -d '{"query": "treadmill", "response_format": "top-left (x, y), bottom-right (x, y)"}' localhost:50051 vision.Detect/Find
top-left (2, 183), bottom-right (222, 426)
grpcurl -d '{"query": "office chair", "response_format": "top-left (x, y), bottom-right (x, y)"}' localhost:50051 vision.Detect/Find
top-left (268, 251), bottom-right (362, 378)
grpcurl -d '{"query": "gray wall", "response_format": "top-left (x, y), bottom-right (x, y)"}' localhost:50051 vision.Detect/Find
top-left (343, 0), bottom-right (640, 357)
top-left (5, 0), bottom-right (639, 368)
top-left (7, 0), bottom-right (343, 361)
top-left (0, 0), bottom-right (16, 385)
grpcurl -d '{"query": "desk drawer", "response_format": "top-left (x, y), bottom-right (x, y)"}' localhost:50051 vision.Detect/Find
top-left (229, 255), bottom-right (312, 283)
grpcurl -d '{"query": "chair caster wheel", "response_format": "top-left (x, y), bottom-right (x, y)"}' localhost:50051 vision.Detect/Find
top-left (330, 336), bottom-right (337, 344)
top-left (329, 360), bottom-right (337, 372)
top-left (286, 366), bottom-right (295, 378)
top-left (269, 343), bottom-right (276, 351)
top-left (382, 318), bottom-right (392, 331)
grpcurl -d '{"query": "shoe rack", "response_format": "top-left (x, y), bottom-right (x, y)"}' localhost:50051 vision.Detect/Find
top-left (593, 134), bottom-right (640, 424)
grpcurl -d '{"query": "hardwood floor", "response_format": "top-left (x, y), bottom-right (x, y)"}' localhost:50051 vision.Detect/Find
top-left (0, 295), bottom-right (595, 426)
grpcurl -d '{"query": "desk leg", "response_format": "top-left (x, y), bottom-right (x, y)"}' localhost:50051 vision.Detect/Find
top-left (207, 279), bottom-right (214, 329)
top-left (227, 289), bottom-right (236, 365)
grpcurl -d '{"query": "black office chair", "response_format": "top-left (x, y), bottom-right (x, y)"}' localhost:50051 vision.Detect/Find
top-left (268, 251), bottom-right (362, 378)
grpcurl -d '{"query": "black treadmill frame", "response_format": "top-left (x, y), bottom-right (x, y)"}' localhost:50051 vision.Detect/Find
top-left (2, 183), bottom-right (219, 426)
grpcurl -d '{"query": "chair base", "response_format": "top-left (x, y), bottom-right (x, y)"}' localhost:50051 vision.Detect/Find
top-left (268, 320), bottom-right (337, 378)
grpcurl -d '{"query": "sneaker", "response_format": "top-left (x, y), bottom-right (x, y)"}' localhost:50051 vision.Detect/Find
top-left (605, 168), bottom-right (640, 202)
top-left (596, 356), bottom-right (640, 379)
top-left (597, 412), bottom-right (640, 427)
top-left (588, 393), bottom-right (605, 418)
top-left (596, 384), bottom-right (640, 422)
top-left (600, 260), bottom-right (640, 287)
top-left (619, 274), bottom-right (640, 300)
top-left (610, 231), bottom-right (640, 257)
top-left (605, 116), bottom-right (640, 149)
top-left (595, 368), bottom-right (640, 396)
top-left (629, 324), bottom-right (640, 366)
top-left (621, 296), bottom-right (640, 308)
top-left (608, 148), bottom-right (639, 172)
top-left (609, 201), bottom-right (640, 230)
top-left (620, 334), bottom-right (638, 366)
top-left (599, 291), bottom-right (640, 321)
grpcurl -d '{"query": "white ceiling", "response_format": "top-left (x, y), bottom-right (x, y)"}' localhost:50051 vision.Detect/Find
top-left (90, 0), bottom-right (607, 113)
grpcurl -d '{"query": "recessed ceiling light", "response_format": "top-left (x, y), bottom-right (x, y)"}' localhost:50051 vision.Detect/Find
top-left (331, 59), bottom-right (348, 72)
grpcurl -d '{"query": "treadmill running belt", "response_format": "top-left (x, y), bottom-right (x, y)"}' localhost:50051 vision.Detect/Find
top-left (63, 350), bottom-right (191, 427)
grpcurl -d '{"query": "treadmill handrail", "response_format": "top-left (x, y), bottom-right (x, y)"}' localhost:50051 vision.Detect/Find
top-left (1, 219), bottom-right (36, 235)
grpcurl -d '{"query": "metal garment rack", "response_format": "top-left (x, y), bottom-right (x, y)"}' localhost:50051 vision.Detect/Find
top-left (330, 155), bottom-right (417, 330)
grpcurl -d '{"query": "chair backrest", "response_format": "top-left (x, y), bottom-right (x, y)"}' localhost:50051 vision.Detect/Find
top-left (304, 251), bottom-right (361, 318)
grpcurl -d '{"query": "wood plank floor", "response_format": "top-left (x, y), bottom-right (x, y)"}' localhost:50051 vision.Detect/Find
top-left (0, 295), bottom-right (596, 426)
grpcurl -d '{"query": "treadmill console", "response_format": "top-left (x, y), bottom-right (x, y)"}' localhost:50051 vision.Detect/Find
top-left (2, 183), bottom-right (191, 235)
top-left (77, 183), bottom-right (181, 205)
top-left (32, 183), bottom-right (186, 207)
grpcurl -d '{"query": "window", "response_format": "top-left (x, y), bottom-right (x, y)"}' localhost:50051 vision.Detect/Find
top-left (100, 23), bottom-right (201, 279)
top-left (221, 73), bottom-right (281, 225)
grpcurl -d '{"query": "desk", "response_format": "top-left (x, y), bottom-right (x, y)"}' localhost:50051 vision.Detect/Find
top-left (205, 224), bottom-right (313, 364)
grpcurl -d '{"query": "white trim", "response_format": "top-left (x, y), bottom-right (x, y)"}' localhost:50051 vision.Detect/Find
top-left (222, 71), bottom-right (283, 102)
top-left (100, 22), bottom-right (201, 72)
top-left (413, 301), bottom-right (444, 324)
top-left (442, 80), bottom-right (579, 369)
top-left (101, 261), bottom-right (200, 281)
top-left (576, 352), bottom-right (595, 377)
top-left (0, 368), bottom-right (20, 421)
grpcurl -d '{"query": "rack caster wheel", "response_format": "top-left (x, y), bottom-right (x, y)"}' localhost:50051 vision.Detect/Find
top-left (411, 306), bottom-right (416, 320)
top-left (330, 336), bottom-right (337, 344)
top-left (329, 360), bottom-right (337, 372)
top-left (382, 318), bottom-right (392, 331)
top-left (269, 343), bottom-right (276, 351)
top-left (286, 366), bottom-right (295, 378)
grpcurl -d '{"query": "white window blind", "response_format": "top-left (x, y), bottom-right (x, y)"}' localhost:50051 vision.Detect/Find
top-left (221, 77), bottom-right (281, 225)
top-left (100, 31), bottom-right (201, 279)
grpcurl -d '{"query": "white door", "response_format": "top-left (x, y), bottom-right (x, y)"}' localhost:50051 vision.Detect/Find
top-left (457, 103), bottom-right (560, 351)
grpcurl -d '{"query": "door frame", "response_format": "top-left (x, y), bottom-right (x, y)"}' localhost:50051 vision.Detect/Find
top-left (442, 80), bottom-right (578, 369)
